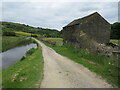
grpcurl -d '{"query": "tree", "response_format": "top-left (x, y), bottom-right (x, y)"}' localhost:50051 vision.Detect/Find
top-left (110, 22), bottom-right (120, 39)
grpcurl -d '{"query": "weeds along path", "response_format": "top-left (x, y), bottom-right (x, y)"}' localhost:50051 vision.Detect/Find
top-left (34, 38), bottom-right (113, 88)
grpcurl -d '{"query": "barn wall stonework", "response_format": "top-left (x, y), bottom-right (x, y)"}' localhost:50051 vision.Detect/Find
top-left (63, 12), bottom-right (111, 47)
top-left (63, 12), bottom-right (112, 55)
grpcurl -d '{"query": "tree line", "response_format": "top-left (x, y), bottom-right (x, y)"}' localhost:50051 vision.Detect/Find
top-left (110, 22), bottom-right (120, 39)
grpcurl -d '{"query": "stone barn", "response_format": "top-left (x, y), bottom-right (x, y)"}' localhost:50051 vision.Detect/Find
top-left (63, 12), bottom-right (111, 50)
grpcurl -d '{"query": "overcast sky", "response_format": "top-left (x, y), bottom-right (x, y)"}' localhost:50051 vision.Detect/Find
top-left (1, 1), bottom-right (118, 30)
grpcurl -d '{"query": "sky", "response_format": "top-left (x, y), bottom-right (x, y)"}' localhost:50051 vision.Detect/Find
top-left (1, 0), bottom-right (119, 30)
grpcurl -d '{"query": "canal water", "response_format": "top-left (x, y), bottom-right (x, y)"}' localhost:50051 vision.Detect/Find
top-left (1, 43), bottom-right (37, 69)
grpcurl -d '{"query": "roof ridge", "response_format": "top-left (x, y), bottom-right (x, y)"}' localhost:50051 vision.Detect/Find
top-left (75, 12), bottom-right (99, 21)
top-left (65, 12), bottom-right (101, 27)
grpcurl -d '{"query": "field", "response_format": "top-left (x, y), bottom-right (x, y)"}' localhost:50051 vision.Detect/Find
top-left (15, 31), bottom-right (40, 37)
top-left (2, 36), bottom-right (33, 52)
top-left (40, 37), bottom-right (119, 88)
top-left (2, 46), bottom-right (44, 88)
top-left (42, 38), bottom-right (63, 42)
top-left (15, 31), bottom-right (32, 36)
top-left (41, 38), bottom-right (63, 46)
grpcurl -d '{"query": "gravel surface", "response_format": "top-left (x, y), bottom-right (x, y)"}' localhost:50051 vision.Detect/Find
top-left (35, 39), bottom-right (113, 88)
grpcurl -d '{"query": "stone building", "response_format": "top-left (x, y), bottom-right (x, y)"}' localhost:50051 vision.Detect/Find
top-left (63, 12), bottom-right (111, 48)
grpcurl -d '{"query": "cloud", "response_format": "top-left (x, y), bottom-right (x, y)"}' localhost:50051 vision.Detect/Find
top-left (1, 2), bottom-right (118, 30)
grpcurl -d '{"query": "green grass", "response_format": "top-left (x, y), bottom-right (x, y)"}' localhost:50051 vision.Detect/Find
top-left (2, 46), bottom-right (44, 88)
top-left (40, 37), bottom-right (119, 88)
top-left (42, 38), bottom-right (63, 42)
top-left (15, 31), bottom-right (32, 36)
top-left (110, 39), bottom-right (119, 44)
top-left (2, 36), bottom-right (33, 52)
top-left (15, 31), bottom-right (40, 37)
top-left (40, 38), bottom-right (63, 46)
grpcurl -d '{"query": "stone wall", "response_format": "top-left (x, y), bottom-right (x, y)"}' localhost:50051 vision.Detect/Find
top-left (63, 12), bottom-right (111, 56)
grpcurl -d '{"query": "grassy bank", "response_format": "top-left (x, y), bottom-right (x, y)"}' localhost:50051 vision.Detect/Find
top-left (40, 37), bottom-right (119, 88)
top-left (2, 45), bottom-right (44, 88)
top-left (2, 36), bottom-right (33, 52)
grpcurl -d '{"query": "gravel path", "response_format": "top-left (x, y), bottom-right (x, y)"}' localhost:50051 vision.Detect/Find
top-left (35, 39), bottom-right (113, 88)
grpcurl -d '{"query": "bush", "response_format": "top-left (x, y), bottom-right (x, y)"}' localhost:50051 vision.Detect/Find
top-left (2, 31), bottom-right (16, 36)
top-left (31, 34), bottom-right (38, 37)
top-left (110, 22), bottom-right (120, 39)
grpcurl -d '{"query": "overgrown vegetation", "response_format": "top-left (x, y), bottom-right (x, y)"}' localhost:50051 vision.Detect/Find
top-left (26, 48), bottom-right (36, 56)
top-left (2, 36), bottom-right (33, 52)
top-left (2, 46), bottom-right (44, 88)
top-left (40, 37), bottom-right (119, 88)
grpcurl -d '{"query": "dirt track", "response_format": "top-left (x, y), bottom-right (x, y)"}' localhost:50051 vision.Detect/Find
top-left (35, 39), bottom-right (113, 88)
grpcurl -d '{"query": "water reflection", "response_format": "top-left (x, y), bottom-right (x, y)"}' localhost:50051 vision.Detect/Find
top-left (1, 43), bottom-right (37, 69)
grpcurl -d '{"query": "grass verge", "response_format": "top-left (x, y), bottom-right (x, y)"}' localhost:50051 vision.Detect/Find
top-left (39, 37), bottom-right (119, 88)
top-left (2, 45), bottom-right (44, 88)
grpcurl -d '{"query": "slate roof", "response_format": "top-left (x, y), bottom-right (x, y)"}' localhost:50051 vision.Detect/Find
top-left (64, 12), bottom-right (109, 27)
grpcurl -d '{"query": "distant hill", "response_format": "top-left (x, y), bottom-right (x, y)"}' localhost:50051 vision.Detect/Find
top-left (1, 22), bottom-right (63, 38)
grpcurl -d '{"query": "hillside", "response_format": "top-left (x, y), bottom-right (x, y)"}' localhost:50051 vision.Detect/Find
top-left (1, 22), bottom-right (63, 38)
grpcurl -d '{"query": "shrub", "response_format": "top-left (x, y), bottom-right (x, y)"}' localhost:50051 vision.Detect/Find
top-left (31, 34), bottom-right (38, 37)
top-left (2, 31), bottom-right (16, 36)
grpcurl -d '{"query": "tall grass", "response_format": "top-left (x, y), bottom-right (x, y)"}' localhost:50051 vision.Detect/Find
top-left (40, 37), bottom-right (119, 88)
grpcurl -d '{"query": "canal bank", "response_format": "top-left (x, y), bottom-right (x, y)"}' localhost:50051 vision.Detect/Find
top-left (2, 43), bottom-right (37, 69)
top-left (2, 38), bottom-right (44, 88)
